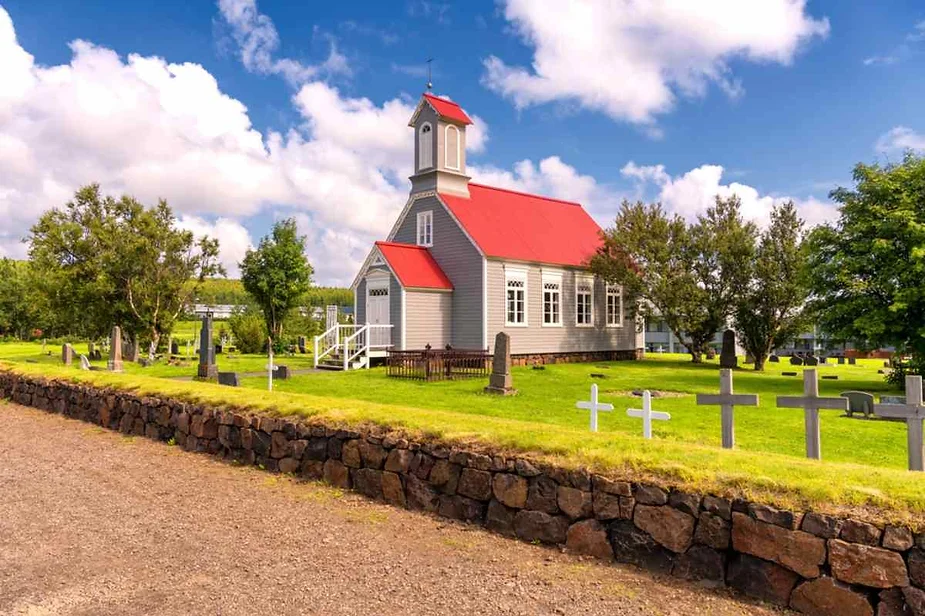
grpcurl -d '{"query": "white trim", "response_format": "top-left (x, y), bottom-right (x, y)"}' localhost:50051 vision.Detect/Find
top-left (504, 265), bottom-right (528, 327)
top-left (416, 210), bottom-right (433, 247)
top-left (575, 274), bottom-right (594, 328)
top-left (418, 122), bottom-right (433, 171)
top-left (606, 283), bottom-right (624, 328)
top-left (445, 124), bottom-right (460, 171)
top-left (350, 245), bottom-right (401, 290)
top-left (481, 257), bottom-right (488, 349)
top-left (401, 287), bottom-right (407, 350)
top-left (541, 276), bottom-right (563, 328)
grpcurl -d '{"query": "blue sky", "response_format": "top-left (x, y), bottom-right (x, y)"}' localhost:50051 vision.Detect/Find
top-left (1, 1), bottom-right (923, 284)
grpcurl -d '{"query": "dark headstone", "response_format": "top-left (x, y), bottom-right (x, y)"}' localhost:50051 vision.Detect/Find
top-left (217, 372), bottom-right (239, 387)
top-left (841, 391), bottom-right (874, 418)
top-left (782, 371), bottom-right (798, 376)
top-left (822, 375), bottom-right (838, 380)
top-left (818, 356), bottom-right (828, 365)
top-left (590, 373), bottom-right (606, 379)
top-left (719, 329), bottom-right (737, 369)
top-left (789, 355), bottom-right (803, 366)
top-left (170, 341), bottom-right (179, 356)
top-left (485, 332), bottom-right (515, 395)
top-left (108, 326), bottom-right (123, 372)
top-left (61, 343), bottom-right (74, 366)
top-left (276, 364), bottom-right (290, 379)
top-left (848, 357), bottom-right (857, 365)
top-left (769, 355), bottom-right (780, 363)
top-left (838, 356), bottom-right (845, 365)
top-left (298, 336), bottom-right (307, 354)
top-left (804, 354), bottom-right (818, 366)
top-left (198, 315), bottom-right (218, 379)
top-left (215, 344), bottom-right (223, 355)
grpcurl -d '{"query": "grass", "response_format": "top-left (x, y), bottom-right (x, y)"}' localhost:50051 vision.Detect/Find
top-left (3, 353), bottom-right (925, 526)
top-left (0, 340), bottom-right (317, 378)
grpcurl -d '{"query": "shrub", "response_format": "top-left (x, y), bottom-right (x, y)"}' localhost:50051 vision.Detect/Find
top-left (228, 308), bottom-right (266, 354)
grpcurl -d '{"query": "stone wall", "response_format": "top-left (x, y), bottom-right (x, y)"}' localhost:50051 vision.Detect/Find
top-left (0, 370), bottom-right (920, 616)
top-left (511, 349), bottom-right (644, 366)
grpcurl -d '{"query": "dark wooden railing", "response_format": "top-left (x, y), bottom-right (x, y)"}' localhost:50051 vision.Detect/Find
top-left (387, 346), bottom-right (491, 381)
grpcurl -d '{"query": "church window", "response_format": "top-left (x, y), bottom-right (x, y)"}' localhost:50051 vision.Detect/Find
top-left (419, 123), bottom-right (433, 170)
top-left (416, 211), bottom-right (433, 247)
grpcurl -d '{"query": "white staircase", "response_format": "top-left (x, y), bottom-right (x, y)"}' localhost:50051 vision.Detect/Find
top-left (314, 323), bottom-right (393, 371)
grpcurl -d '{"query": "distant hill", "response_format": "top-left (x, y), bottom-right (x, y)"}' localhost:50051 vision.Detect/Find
top-left (190, 278), bottom-right (352, 307)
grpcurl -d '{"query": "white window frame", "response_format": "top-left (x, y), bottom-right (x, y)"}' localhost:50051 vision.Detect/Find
top-left (505, 267), bottom-right (528, 327)
top-left (575, 275), bottom-right (594, 328)
top-left (541, 270), bottom-right (562, 327)
top-left (606, 284), bottom-right (623, 328)
top-left (416, 210), bottom-right (433, 247)
top-left (445, 124), bottom-right (460, 171)
top-left (418, 122), bottom-right (433, 171)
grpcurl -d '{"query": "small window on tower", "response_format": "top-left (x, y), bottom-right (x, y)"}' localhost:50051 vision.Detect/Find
top-left (419, 123), bottom-right (433, 170)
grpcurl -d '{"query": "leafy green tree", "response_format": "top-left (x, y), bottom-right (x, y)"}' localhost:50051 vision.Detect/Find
top-left (28, 184), bottom-right (223, 354)
top-left (0, 260), bottom-right (43, 338)
top-left (734, 201), bottom-right (809, 371)
top-left (240, 219), bottom-right (313, 345)
top-left (590, 196), bottom-right (756, 363)
top-left (228, 306), bottom-right (266, 354)
top-left (807, 154), bottom-right (925, 371)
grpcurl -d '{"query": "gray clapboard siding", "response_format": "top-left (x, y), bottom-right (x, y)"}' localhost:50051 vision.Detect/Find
top-left (404, 290), bottom-right (452, 349)
top-left (391, 195), bottom-right (484, 349)
top-left (485, 260), bottom-right (638, 355)
top-left (354, 267), bottom-right (401, 349)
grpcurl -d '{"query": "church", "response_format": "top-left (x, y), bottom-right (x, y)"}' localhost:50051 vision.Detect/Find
top-left (350, 92), bottom-right (644, 364)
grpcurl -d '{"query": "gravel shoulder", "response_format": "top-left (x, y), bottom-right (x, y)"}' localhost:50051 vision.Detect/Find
top-left (0, 401), bottom-right (789, 616)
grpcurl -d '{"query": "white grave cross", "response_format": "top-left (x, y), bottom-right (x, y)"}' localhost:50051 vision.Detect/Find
top-left (776, 368), bottom-right (847, 460)
top-left (627, 391), bottom-right (671, 439)
top-left (576, 383), bottom-right (613, 432)
top-left (696, 369), bottom-right (759, 449)
top-left (874, 375), bottom-right (925, 471)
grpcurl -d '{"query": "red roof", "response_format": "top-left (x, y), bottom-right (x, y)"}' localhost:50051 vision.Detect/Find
top-left (439, 184), bottom-right (603, 267)
top-left (375, 241), bottom-right (453, 290)
top-left (422, 93), bottom-right (473, 125)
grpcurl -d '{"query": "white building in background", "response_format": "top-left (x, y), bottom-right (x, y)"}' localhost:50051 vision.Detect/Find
top-left (644, 319), bottom-right (855, 356)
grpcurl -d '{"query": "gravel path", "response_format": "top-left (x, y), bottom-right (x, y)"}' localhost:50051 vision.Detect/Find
top-left (0, 402), bottom-right (789, 616)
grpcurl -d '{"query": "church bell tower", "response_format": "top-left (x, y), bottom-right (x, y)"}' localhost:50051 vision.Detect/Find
top-left (407, 93), bottom-right (472, 198)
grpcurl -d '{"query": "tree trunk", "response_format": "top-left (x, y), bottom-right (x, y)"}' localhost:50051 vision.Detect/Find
top-left (754, 356), bottom-right (765, 371)
top-left (148, 330), bottom-right (160, 360)
top-left (689, 343), bottom-right (704, 364)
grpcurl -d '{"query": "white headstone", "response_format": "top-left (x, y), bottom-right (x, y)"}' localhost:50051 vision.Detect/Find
top-left (79, 354), bottom-right (91, 370)
top-left (627, 391), bottom-right (671, 439)
top-left (874, 375), bottom-right (925, 471)
top-left (776, 368), bottom-right (847, 460)
top-left (576, 383), bottom-right (613, 432)
top-left (696, 369), bottom-right (759, 449)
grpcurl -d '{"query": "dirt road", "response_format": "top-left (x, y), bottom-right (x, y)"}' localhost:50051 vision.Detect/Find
top-left (0, 402), bottom-right (787, 615)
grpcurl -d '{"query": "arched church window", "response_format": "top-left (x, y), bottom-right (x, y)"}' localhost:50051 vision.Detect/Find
top-left (419, 123), bottom-right (433, 170)
top-left (445, 125), bottom-right (460, 170)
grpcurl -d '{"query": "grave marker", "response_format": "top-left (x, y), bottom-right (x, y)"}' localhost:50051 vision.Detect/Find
top-left (108, 326), bottom-right (123, 372)
top-left (696, 369), bottom-right (759, 449)
top-left (485, 332), bottom-right (515, 395)
top-left (776, 368), bottom-right (848, 460)
top-left (873, 375), bottom-right (925, 471)
top-left (79, 354), bottom-right (91, 370)
top-left (576, 383), bottom-right (613, 432)
top-left (719, 329), bottom-right (737, 369)
top-left (198, 314), bottom-right (218, 379)
top-left (627, 391), bottom-right (671, 439)
top-left (61, 344), bottom-right (74, 366)
top-left (217, 372), bottom-right (239, 387)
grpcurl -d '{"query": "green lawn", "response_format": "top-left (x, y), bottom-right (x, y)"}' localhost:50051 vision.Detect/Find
top-left (240, 355), bottom-right (903, 469)
top-left (0, 340), bottom-right (317, 378)
top-left (3, 347), bottom-right (924, 524)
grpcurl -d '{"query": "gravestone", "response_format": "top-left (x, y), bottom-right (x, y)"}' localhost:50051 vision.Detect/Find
top-left (123, 338), bottom-right (140, 363)
top-left (198, 315), bottom-right (218, 379)
top-left (769, 355), bottom-right (780, 363)
top-left (776, 369), bottom-right (848, 460)
top-left (840, 391), bottom-right (874, 418)
top-left (88, 342), bottom-right (96, 360)
top-left (818, 356), bottom-right (827, 365)
top-left (217, 372), bottom-right (239, 387)
top-left (719, 329), bottom-right (737, 369)
top-left (108, 326), bottom-right (124, 372)
top-left (276, 364), bottom-right (290, 380)
top-left (298, 336), bottom-right (307, 354)
top-left (705, 348), bottom-right (716, 360)
top-left (804, 354), bottom-right (819, 366)
top-left (61, 344), bottom-right (74, 366)
top-left (696, 369), bottom-right (759, 449)
top-left (790, 355), bottom-right (803, 366)
top-left (848, 357), bottom-right (857, 365)
top-left (837, 356), bottom-right (845, 365)
top-left (79, 354), bottom-right (91, 371)
top-left (170, 340), bottom-right (179, 356)
top-left (485, 332), bottom-right (515, 395)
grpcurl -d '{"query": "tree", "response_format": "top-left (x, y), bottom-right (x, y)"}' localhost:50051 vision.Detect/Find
top-left (28, 184), bottom-right (223, 354)
top-left (590, 196), bottom-right (756, 363)
top-left (0, 260), bottom-right (44, 338)
top-left (104, 198), bottom-right (224, 358)
top-left (240, 219), bottom-right (313, 345)
top-left (807, 154), bottom-right (925, 371)
top-left (734, 201), bottom-right (809, 371)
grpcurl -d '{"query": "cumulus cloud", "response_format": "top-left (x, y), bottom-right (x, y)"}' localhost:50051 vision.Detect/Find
top-left (175, 216), bottom-right (254, 277)
top-left (620, 161), bottom-right (836, 228)
top-left (876, 126), bottom-right (925, 155)
top-left (217, 0), bottom-right (350, 85)
top-left (483, 0), bottom-right (829, 126)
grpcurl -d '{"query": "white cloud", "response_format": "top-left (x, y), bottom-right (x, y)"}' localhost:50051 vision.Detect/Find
top-left (483, 0), bottom-right (829, 126)
top-left (217, 0), bottom-right (350, 85)
top-left (875, 126), bottom-right (925, 155)
top-left (175, 216), bottom-right (254, 277)
top-left (621, 161), bottom-right (836, 228)
top-left (863, 55), bottom-right (897, 66)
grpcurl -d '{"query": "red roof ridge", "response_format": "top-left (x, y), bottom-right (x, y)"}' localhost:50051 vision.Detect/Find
top-left (423, 93), bottom-right (463, 108)
top-left (375, 240), bottom-right (427, 250)
top-left (459, 183), bottom-right (583, 208)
